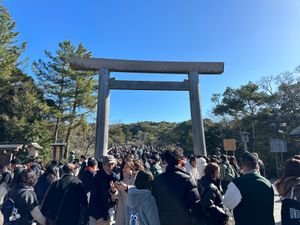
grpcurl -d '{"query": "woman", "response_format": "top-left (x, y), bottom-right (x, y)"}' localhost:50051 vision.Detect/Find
top-left (275, 157), bottom-right (300, 201)
top-left (34, 164), bottom-right (59, 205)
top-left (199, 163), bottom-right (229, 225)
top-left (110, 158), bottom-right (137, 225)
top-left (2, 169), bottom-right (45, 225)
top-left (126, 170), bottom-right (160, 225)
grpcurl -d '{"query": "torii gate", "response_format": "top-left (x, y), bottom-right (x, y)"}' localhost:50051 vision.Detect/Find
top-left (70, 57), bottom-right (224, 158)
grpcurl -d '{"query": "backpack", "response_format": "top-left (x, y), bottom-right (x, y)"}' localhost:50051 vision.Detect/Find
top-left (220, 163), bottom-right (235, 182)
top-left (1, 197), bottom-right (20, 225)
top-left (129, 209), bottom-right (140, 225)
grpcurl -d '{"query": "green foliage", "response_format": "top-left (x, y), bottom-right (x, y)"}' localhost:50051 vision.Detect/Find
top-left (33, 40), bottom-right (97, 157)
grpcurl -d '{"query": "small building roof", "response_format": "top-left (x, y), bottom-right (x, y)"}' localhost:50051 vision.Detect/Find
top-left (0, 142), bottom-right (43, 152)
top-left (0, 144), bottom-right (23, 151)
top-left (290, 126), bottom-right (300, 135)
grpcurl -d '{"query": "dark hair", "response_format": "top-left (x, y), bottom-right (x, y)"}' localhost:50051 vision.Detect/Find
top-left (163, 148), bottom-right (184, 166)
top-left (62, 163), bottom-right (75, 174)
top-left (241, 152), bottom-right (258, 170)
top-left (282, 158), bottom-right (300, 177)
top-left (204, 163), bottom-right (219, 178)
top-left (19, 169), bottom-right (37, 187)
top-left (87, 158), bottom-right (97, 168)
top-left (81, 155), bottom-right (87, 160)
top-left (229, 156), bottom-right (237, 166)
top-left (189, 156), bottom-right (196, 163)
top-left (10, 158), bottom-right (21, 165)
top-left (134, 170), bottom-right (154, 190)
top-left (275, 158), bottom-right (300, 190)
top-left (220, 154), bottom-right (227, 162)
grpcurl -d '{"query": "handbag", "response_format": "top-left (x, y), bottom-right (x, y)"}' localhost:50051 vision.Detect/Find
top-left (281, 185), bottom-right (300, 225)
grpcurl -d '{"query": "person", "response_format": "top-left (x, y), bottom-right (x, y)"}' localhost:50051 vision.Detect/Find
top-left (34, 164), bottom-right (59, 205)
top-left (9, 158), bottom-right (24, 189)
top-left (80, 158), bottom-right (98, 197)
top-left (0, 166), bottom-right (12, 205)
top-left (219, 155), bottom-right (235, 192)
top-left (2, 169), bottom-right (45, 225)
top-left (223, 151), bottom-right (275, 225)
top-left (110, 159), bottom-right (137, 225)
top-left (126, 170), bottom-right (160, 225)
top-left (199, 163), bottom-right (229, 225)
top-left (149, 155), bottom-right (162, 178)
top-left (185, 156), bottom-right (200, 182)
top-left (275, 157), bottom-right (300, 224)
top-left (41, 163), bottom-right (88, 225)
top-left (89, 155), bottom-right (118, 225)
top-left (253, 152), bottom-right (266, 177)
top-left (152, 148), bottom-right (203, 225)
top-left (196, 156), bottom-right (207, 179)
top-left (275, 157), bottom-right (300, 200)
top-left (228, 156), bottom-right (240, 178)
top-left (78, 155), bottom-right (87, 179)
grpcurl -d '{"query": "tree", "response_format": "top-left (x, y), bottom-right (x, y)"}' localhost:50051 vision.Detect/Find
top-left (212, 82), bottom-right (270, 151)
top-left (33, 40), bottom-right (97, 158)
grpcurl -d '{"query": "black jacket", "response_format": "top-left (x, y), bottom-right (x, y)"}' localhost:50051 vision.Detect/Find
top-left (9, 166), bottom-right (24, 189)
top-left (41, 174), bottom-right (88, 225)
top-left (199, 176), bottom-right (229, 225)
top-left (89, 168), bottom-right (117, 220)
top-left (3, 185), bottom-right (38, 225)
top-left (34, 172), bottom-right (57, 205)
top-left (152, 165), bottom-right (202, 225)
top-left (80, 167), bottom-right (96, 194)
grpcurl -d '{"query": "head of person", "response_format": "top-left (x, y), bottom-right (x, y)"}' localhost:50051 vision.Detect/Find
top-left (229, 156), bottom-right (237, 166)
top-left (189, 156), bottom-right (197, 168)
top-left (220, 154), bottom-right (228, 163)
top-left (19, 169), bottom-right (37, 187)
top-left (122, 158), bottom-right (135, 177)
top-left (163, 147), bottom-right (185, 168)
top-left (87, 158), bottom-right (98, 170)
top-left (62, 163), bottom-right (76, 175)
top-left (10, 158), bottom-right (21, 170)
top-left (102, 155), bottom-right (116, 174)
top-left (282, 158), bottom-right (300, 178)
top-left (241, 151), bottom-right (258, 173)
top-left (80, 155), bottom-right (87, 162)
top-left (204, 163), bottom-right (220, 180)
top-left (134, 170), bottom-right (154, 190)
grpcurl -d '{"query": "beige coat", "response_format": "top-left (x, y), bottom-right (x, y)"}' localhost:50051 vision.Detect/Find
top-left (111, 173), bottom-right (135, 225)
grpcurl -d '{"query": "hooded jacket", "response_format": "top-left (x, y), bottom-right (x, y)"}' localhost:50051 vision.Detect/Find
top-left (126, 187), bottom-right (160, 225)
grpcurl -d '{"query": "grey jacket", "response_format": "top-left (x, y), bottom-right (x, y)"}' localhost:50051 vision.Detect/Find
top-left (126, 187), bottom-right (160, 225)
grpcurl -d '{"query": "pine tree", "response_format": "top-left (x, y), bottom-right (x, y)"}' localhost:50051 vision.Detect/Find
top-left (33, 40), bottom-right (97, 158)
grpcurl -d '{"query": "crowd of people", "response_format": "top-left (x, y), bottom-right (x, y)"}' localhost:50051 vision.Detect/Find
top-left (0, 144), bottom-right (298, 225)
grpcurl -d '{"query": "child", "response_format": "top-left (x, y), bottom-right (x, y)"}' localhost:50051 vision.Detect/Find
top-left (126, 170), bottom-right (160, 225)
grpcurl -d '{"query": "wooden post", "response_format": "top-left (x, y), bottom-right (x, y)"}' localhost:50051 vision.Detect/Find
top-left (188, 71), bottom-right (207, 156)
top-left (95, 68), bottom-right (110, 158)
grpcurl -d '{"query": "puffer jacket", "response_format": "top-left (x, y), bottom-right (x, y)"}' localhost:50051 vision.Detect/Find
top-left (152, 165), bottom-right (203, 225)
top-left (199, 175), bottom-right (229, 225)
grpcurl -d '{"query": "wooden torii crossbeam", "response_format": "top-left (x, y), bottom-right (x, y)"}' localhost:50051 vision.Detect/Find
top-left (70, 57), bottom-right (224, 158)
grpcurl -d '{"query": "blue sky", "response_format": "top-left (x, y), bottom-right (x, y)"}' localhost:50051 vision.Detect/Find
top-left (4, 0), bottom-right (300, 123)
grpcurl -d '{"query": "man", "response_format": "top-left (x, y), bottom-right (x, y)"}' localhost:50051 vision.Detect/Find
top-left (9, 158), bottom-right (24, 189)
top-left (89, 155), bottom-right (118, 225)
top-left (152, 148), bottom-right (204, 225)
top-left (41, 163), bottom-right (88, 225)
top-left (223, 151), bottom-right (275, 225)
top-left (219, 154), bottom-right (235, 192)
top-left (78, 155), bottom-right (87, 179)
top-left (80, 158), bottom-right (97, 196)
